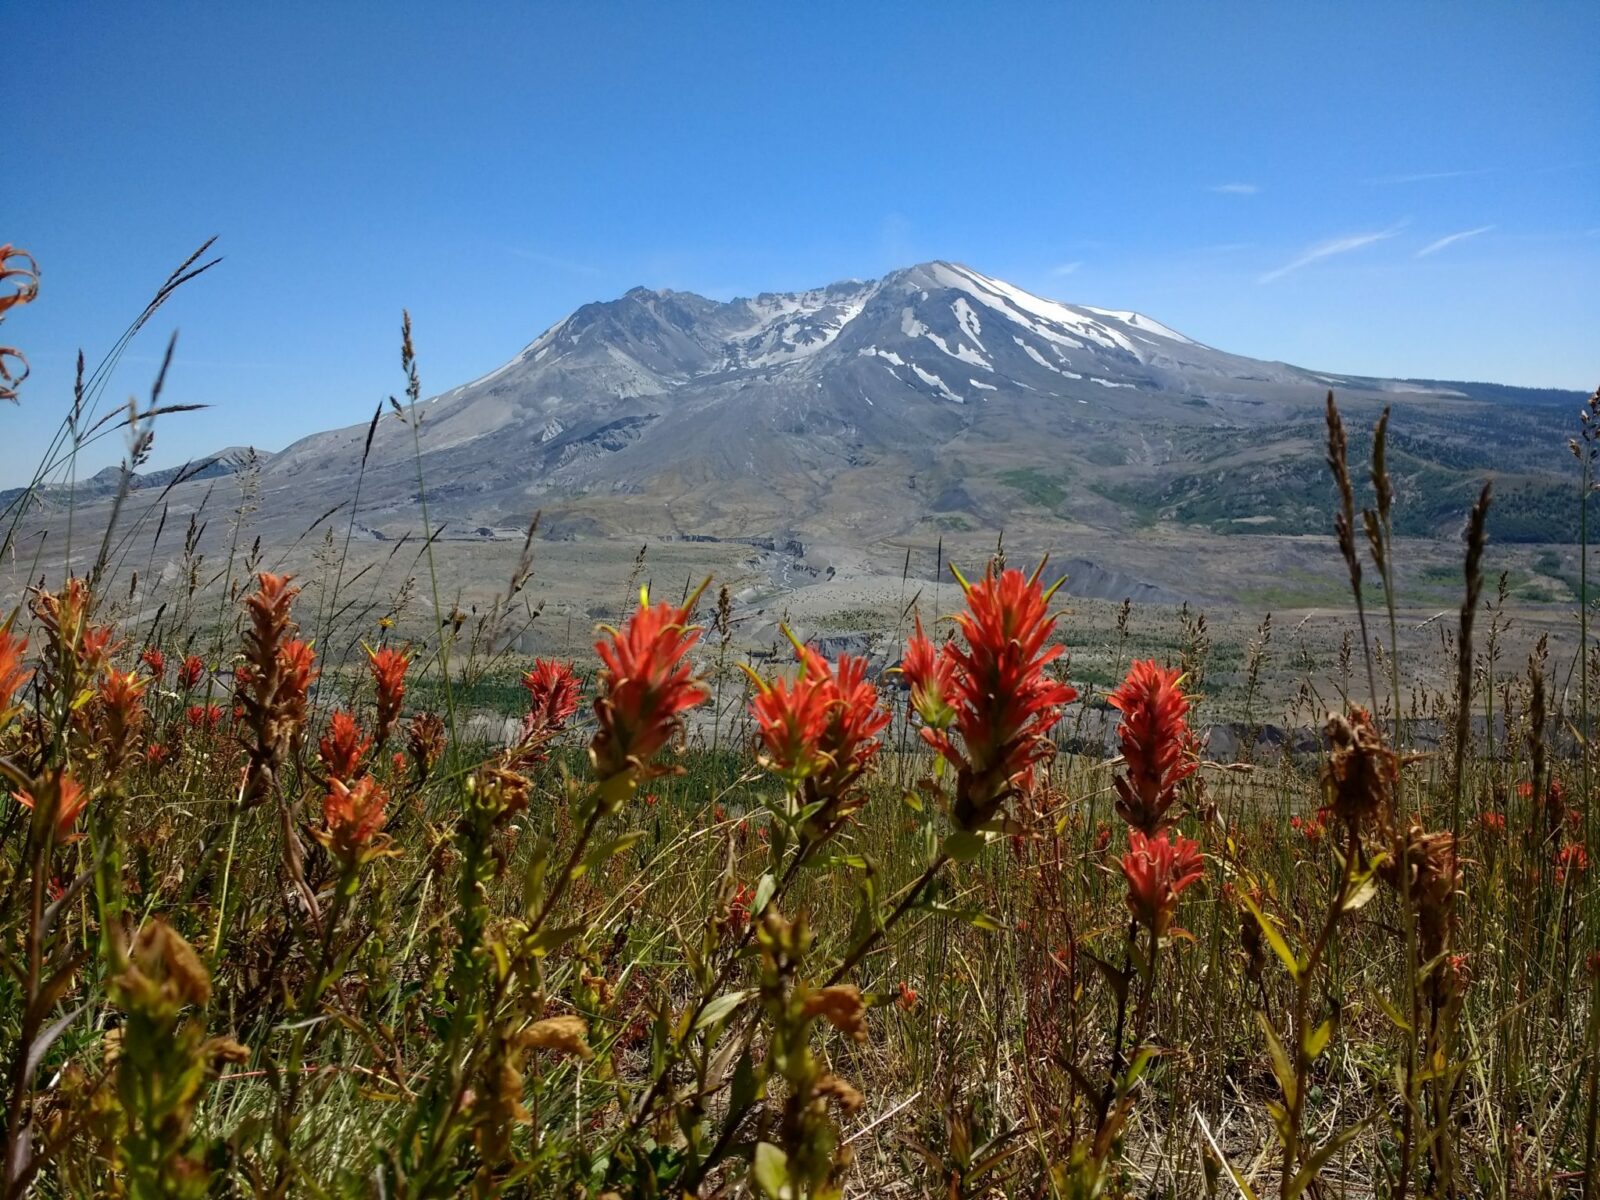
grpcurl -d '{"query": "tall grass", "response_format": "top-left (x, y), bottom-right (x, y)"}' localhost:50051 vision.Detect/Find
top-left (0, 249), bottom-right (1596, 1198)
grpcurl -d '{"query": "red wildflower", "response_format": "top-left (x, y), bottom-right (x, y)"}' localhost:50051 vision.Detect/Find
top-left (590, 583), bottom-right (710, 805)
top-left (899, 614), bottom-right (958, 731)
top-left (146, 742), bottom-right (172, 770)
top-left (177, 654), bottom-right (204, 690)
top-left (319, 710), bottom-right (372, 784)
top-left (186, 704), bottom-right (223, 731)
top-left (1120, 829), bottom-right (1205, 937)
top-left (895, 981), bottom-right (919, 1012)
top-left (366, 645), bottom-right (410, 745)
top-left (15, 771), bottom-right (90, 843)
top-left (749, 634), bottom-right (890, 836)
top-left (235, 574), bottom-right (317, 806)
top-left (749, 660), bottom-right (834, 780)
top-left (1291, 810), bottom-right (1328, 844)
top-left (910, 563), bottom-right (1076, 830)
top-left (277, 639), bottom-right (317, 726)
top-left (0, 628), bottom-right (31, 729)
top-left (97, 669), bottom-right (149, 772)
top-left (319, 775), bottom-right (390, 865)
top-left (139, 646), bottom-right (166, 680)
top-left (522, 658), bottom-right (581, 738)
top-left (1478, 811), bottom-right (1507, 837)
top-left (1556, 842), bottom-right (1590, 885)
top-left (1107, 660), bottom-right (1198, 834)
top-left (728, 882), bottom-right (755, 932)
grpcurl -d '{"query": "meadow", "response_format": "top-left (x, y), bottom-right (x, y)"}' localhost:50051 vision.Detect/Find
top-left (1, 242), bottom-right (1597, 1198)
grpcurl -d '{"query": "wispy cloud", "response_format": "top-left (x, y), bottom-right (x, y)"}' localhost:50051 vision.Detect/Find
top-left (1050, 260), bottom-right (1083, 277)
top-left (1208, 182), bottom-right (1259, 195)
top-left (503, 246), bottom-right (601, 275)
top-left (1259, 225), bottom-right (1404, 284)
top-left (1415, 225), bottom-right (1495, 258)
top-left (1365, 167), bottom-right (1493, 186)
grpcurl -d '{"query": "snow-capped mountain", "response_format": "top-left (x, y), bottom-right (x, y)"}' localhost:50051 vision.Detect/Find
top-left (242, 262), bottom-right (1574, 545)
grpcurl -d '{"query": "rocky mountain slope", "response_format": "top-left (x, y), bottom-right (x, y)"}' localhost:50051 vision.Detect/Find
top-left (247, 260), bottom-right (1574, 547)
top-left (7, 263), bottom-right (1582, 616)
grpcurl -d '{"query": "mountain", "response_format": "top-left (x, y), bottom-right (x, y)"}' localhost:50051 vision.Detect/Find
top-left (249, 261), bottom-right (1575, 548)
top-left (7, 262), bottom-right (1584, 624)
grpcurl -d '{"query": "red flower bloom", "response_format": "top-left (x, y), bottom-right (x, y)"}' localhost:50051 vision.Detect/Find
top-left (186, 703), bottom-right (224, 731)
top-left (97, 669), bottom-right (149, 772)
top-left (895, 981), bottom-right (919, 1011)
top-left (319, 710), bottom-right (372, 784)
top-left (276, 639), bottom-right (318, 727)
top-left (749, 661), bottom-right (834, 780)
top-left (1120, 829), bottom-right (1205, 937)
top-left (320, 775), bottom-right (390, 865)
top-left (1556, 842), bottom-right (1590, 885)
top-left (1107, 660), bottom-right (1198, 834)
top-left (0, 629), bottom-right (32, 729)
top-left (177, 654), bottom-right (204, 691)
top-left (749, 634), bottom-right (890, 836)
top-left (1478, 811), bottom-right (1507, 837)
top-left (900, 614), bottom-right (958, 731)
top-left (366, 645), bottom-right (410, 745)
top-left (1290, 810), bottom-right (1328, 844)
top-left (523, 658), bottom-right (581, 737)
top-left (146, 742), bottom-right (172, 770)
top-left (728, 882), bottom-right (755, 931)
top-left (139, 646), bottom-right (166, 680)
top-left (590, 584), bottom-right (711, 803)
top-left (908, 563), bottom-right (1076, 830)
top-left (15, 771), bottom-right (89, 843)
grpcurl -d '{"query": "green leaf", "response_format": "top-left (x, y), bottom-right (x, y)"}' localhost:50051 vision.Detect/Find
top-left (926, 901), bottom-right (1003, 931)
top-left (1257, 1012), bottom-right (1297, 1108)
top-left (1240, 893), bottom-right (1302, 981)
top-left (1373, 990), bottom-right (1413, 1033)
top-left (751, 1142), bottom-right (790, 1199)
top-left (528, 923), bottom-right (587, 956)
top-left (577, 831), bottom-right (645, 877)
top-left (1286, 1117), bottom-right (1375, 1197)
top-left (753, 873), bottom-right (776, 916)
top-left (730, 1046), bottom-right (761, 1113)
top-left (943, 830), bottom-right (986, 861)
top-left (1341, 873), bottom-right (1381, 912)
top-left (901, 789), bottom-right (923, 812)
top-left (694, 989), bottom-right (752, 1032)
top-left (1303, 1018), bottom-right (1334, 1062)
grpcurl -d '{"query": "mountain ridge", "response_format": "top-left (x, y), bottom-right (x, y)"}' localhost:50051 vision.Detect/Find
top-left (9, 263), bottom-right (1585, 557)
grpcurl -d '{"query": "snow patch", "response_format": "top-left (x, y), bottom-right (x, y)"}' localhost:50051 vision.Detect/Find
top-left (924, 329), bottom-right (992, 370)
top-left (858, 346), bottom-right (906, 367)
top-left (969, 378), bottom-right (997, 391)
top-left (952, 297), bottom-right (985, 346)
top-left (911, 364), bottom-right (964, 404)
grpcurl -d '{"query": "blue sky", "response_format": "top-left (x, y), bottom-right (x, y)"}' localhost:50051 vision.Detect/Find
top-left (7, 1), bottom-right (1598, 485)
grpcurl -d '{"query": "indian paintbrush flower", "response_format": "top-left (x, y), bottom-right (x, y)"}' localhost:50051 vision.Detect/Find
top-left (902, 562), bottom-right (1076, 831)
top-left (318, 710), bottom-right (371, 785)
top-left (522, 658), bottom-right (581, 738)
top-left (1120, 829), bottom-right (1205, 938)
top-left (1106, 660), bottom-right (1198, 834)
top-left (589, 583), bottom-right (710, 807)
top-left (747, 631), bottom-right (890, 836)
top-left (366, 644), bottom-right (410, 746)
